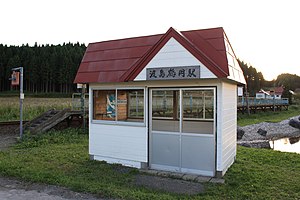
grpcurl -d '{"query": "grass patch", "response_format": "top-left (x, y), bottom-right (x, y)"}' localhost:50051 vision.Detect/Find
top-left (0, 91), bottom-right (73, 98)
top-left (238, 104), bottom-right (300, 126)
top-left (0, 97), bottom-right (72, 121)
top-left (0, 129), bottom-right (299, 199)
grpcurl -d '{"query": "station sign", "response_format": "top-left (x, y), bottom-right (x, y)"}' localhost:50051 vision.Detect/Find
top-left (11, 71), bottom-right (20, 86)
top-left (146, 66), bottom-right (200, 80)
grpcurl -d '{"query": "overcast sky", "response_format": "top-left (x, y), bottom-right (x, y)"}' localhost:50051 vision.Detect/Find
top-left (1, 0), bottom-right (299, 80)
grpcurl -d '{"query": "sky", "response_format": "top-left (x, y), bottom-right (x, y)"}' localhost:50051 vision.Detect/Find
top-left (1, 0), bottom-right (299, 81)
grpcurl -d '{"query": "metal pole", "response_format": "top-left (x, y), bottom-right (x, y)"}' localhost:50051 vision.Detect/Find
top-left (20, 67), bottom-right (24, 139)
top-left (10, 67), bottom-right (24, 139)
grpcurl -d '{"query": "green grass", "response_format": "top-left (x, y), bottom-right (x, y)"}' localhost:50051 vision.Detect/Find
top-left (238, 104), bottom-right (300, 126)
top-left (0, 97), bottom-right (72, 121)
top-left (0, 129), bottom-right (299, 199)
top-left (0, 91), bottom-right (73, 98)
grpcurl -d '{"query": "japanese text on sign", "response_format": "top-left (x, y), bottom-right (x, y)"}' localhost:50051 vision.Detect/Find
top-left (146, 66), bottom-right (200, 80)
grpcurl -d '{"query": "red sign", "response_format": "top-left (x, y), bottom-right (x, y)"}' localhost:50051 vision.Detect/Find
top-left (11, 71), bottom-right (20, 86)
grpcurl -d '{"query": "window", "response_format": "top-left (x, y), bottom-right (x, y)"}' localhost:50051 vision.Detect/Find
top-left (151, 89), bottom-right (215, 134)
top-left (182, 90), bottom-right (214, 134)
top-left (93, 89), bottom-right (144, 123)
top-left (152, 90), bottom-right (180, 132)
top-left (117, 89), bottom-right (144, 122)
top-left (151, 88), bottom-right (215, 134)
top-left (93, 90), bottom-right (116, 121)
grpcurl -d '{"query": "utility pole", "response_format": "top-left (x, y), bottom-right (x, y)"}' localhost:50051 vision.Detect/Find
top-left (245, 85), bottom-right (250, 115)
top-left (10, 67), bottom-right (24, 139)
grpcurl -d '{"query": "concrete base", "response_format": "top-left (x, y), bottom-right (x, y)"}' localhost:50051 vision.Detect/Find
top-left (140, 169), bottom-right (224, 184)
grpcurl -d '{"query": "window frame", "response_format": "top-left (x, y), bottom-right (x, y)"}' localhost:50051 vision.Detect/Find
top-left (91, 87), bottom-right (146, 127)
top-left (150, 87), bottom-right (216, 135)
top-left (151, 88), bottom-right (215, 122)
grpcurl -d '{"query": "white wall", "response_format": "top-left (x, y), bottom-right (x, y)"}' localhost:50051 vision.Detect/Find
top-left (134, 37), bottom-right (216, 81)
top-left (216, 82), bottom-right (237, 175)
top-left (89, 123), bottom-right (148, 167)
top-left (89, 85), bottom-right (148, 168)
top-left (90, 80), bottom-right (237, 176)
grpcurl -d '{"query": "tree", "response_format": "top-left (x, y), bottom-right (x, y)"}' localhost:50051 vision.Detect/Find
top-left (238, 59), bottom-right (265, 96)
top-left (275, 73), bottom-right (300, 103)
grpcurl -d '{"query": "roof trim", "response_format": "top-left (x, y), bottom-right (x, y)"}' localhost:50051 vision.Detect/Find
top-left (121, 27), bottom-right (228, 82)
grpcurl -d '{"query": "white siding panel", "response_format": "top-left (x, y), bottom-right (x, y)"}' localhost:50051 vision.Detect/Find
top-left (89, 123), bottom-right (148, 164)
top-left (216, 82), bottom-right (237, 175)
top-left (201, 66), bottom-right (216, 78)
top-left (134, 37), bottom-right (217, 81)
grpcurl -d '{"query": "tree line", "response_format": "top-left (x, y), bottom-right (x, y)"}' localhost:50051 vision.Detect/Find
top-left (238, 59), bottom-right (300, 102)
top-left (1, 43), bottom-right (299, 98)
top-left (0, 43), bottom-right (86, 93)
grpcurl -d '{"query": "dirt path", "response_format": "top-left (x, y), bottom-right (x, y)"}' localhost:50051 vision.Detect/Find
top-left (0, 125), bottom-right (109, 200)
top-left (0, 125), bottom-right (19, 150)
top-left (0, 177), bottom-right (106, 200)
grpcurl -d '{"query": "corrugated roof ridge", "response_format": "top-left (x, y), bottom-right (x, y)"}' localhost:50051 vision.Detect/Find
top-left (181, 27), bottom-right (223, 33)
top-left (78, 69), bottom-right (128, 72)
top-left (180, 29), bottom-right (228, 75)
top-left (80, 57), bottom-right (140, 63)
top-left (119, 27), bottom-right (178, 81)
top-left (81, 57), bottom-right (141, 63)
top-left (189, 29), bottom-right (229, 74)
top-left (88, 33), bottom-right (164, 45)
top-left (182, 27), bottom-right (224, 39)
top-left (85, 44), bottom-right (156, 53)
top-left (184, 29), bottom-right (227, 59)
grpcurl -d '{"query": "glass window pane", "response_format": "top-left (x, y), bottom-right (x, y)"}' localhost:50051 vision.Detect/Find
top-left (93, 90), bottom-right (116, 121)
top-left (117, 89), bottom-right (144, 122)
top-left (204, 92), bottom-right (214, 119)
top-left (182, 90), bottom-right (214, 134)
top-left (183, 90), bottom-right (204, 119)
top-left (152, 90), bottom-right (179, 132)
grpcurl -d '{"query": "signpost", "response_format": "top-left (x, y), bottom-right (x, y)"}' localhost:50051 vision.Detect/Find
top-left (10, 67), bottom-right (24, 139)
top-left (77, 83), bottom-right (87, 132)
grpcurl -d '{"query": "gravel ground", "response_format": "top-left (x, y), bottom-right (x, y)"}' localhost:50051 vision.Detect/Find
top-left (238, 115), bottom-right (300, 148)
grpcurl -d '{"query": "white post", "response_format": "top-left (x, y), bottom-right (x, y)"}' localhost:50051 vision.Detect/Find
top-left (11, 67), bottom-right (24, 139)
top-left (20, 67), bottom-right (24, 139)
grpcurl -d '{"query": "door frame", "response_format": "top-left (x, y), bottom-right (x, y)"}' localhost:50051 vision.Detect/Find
top-left (148, 87), bottom-right (217, 175)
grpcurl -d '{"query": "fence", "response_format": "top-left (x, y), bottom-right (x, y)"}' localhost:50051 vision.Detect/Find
top-left (237, 97), bottom-right (289, 113)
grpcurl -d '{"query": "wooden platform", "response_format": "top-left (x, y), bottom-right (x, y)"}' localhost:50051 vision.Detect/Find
top-left (238, 97), bottom-right (289, 113)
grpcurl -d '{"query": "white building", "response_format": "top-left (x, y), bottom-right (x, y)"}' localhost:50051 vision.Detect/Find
top-left (256, 87), bottom-right (284, 99)
top-left (74, 27), bottom-right (246, 177)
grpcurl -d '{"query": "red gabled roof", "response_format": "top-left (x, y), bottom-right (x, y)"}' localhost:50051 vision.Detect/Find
top-left (74, 27), bottom-right (242, 84)
top-left (75, 34), bottom-right (163, 83)
top-left (274, 86), bottom-right (284, 94)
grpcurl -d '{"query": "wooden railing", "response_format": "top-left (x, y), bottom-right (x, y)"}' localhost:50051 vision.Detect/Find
top-left (237, 97), bottom-right (289, 107)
